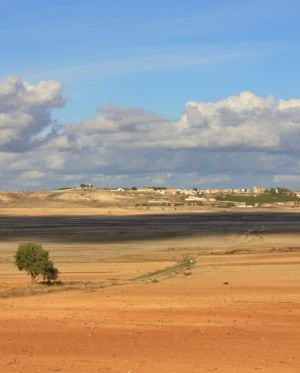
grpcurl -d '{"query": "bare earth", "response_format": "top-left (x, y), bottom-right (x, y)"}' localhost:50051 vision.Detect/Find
top-left (0, 206), bottom-right (299, 372)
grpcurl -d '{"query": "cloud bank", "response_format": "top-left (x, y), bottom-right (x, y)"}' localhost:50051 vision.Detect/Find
top-left (0, 77), bottom-right (299, 189)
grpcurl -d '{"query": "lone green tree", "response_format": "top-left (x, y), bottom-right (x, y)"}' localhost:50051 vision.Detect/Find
top-left (15, 242), bottom-right (59, 283)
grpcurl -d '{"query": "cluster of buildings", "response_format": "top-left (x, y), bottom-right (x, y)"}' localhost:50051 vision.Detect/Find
top-left (79, 183), bottom-right (270, 195)
top-left (110, 186), bottom-right (267, 196)
top-left (108, 186), bottom-right (299, 209)
top-left (68, 184), bottom-right (299, 209)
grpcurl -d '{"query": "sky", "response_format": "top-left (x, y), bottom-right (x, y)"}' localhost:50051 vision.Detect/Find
top-left (0, 0), bottom-right (300, 190)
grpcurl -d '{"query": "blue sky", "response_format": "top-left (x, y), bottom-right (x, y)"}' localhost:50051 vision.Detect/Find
top-left (0, 0), bottom-right (300, 189)
top-left (1, 0), bottom-right (299, 121)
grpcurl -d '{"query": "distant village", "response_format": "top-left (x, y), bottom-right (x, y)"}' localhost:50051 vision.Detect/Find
top-left (76, 184), bottom-right (300, 209)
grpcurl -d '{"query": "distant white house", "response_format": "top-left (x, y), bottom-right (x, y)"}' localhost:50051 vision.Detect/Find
top-left (184, 196), bottom-right (206, 202)
top-left (111, 188), bottom-right (125, 192)
top-left (147, 199), bottom-right (170, 204)
top-left (234, 202), bottom-right (247, 208)
top-left (137, 188), bottom-right (155, 193)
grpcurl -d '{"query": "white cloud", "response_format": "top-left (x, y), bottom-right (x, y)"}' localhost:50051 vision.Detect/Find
top-left (0, 78), bottom-right (299, 190)
top-left (171, 91), bottom-right (300, 150)
top-left (274, 175), bottom-right (300, 186)
top-left (0, 76), bottom-right (65, 151)
top-left (47, 153), bottom-right (65, 170)
top-left (20, 170), bottom-right (45, 180)
top-left (64, 91), bottom-right (300, 154)
top-left (195, 175), bottom-right (232, 186)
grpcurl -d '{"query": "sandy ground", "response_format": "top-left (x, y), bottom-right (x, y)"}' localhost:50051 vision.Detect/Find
top-left (0, 206), bottom-right (300, 217)
top-left (0, 252), bottom-right (299, 372)
top-left (0, 211), bottom-right (299, 372)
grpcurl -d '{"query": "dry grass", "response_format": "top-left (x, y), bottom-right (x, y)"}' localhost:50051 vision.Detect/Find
top-left (0, 257), bottom-right (196, 299)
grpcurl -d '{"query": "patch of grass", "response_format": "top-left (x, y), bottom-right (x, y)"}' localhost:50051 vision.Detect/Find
top-left (0, 256), bottom-right (197, 299)
top-left (130, 256), bottom-right (196, 282)
top-left (223, 246), bottom-right (300, 256)
top-left (0, 280), bottom-right (113, 299)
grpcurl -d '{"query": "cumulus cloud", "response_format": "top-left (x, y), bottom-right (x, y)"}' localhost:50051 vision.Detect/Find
top-left (64, 104), bottom-right (169, 153)
top-left (62, 91), bottom-right (300, 154)
top-left (0, 77), bottom-right (299, 190)
top-left (171, 92), bottom-right (300, 150)
top-left (0, 76), bottom-right (65, 151)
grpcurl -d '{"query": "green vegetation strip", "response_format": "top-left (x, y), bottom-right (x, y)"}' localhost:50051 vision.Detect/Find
top-left (0, 257), bottom-right (196, 299)
top-left (216, 189), bottom-right (300, 206)
top-left (0, 280), bottom-right (115, 299)
top-left (130, 256), bottom-right (195, 282)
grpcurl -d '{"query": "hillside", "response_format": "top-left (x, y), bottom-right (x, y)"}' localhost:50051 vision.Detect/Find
top-left (0, 188), bottom-right (173, 210)
top-left (0, 189), bottom-right (140, 208)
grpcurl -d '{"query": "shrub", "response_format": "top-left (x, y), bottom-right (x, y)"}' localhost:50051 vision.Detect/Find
top-left (42, 260), bottom-right (59, 284)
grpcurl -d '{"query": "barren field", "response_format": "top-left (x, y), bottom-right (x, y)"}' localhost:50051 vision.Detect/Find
top-left (0, 210), bottom-right (299, 372)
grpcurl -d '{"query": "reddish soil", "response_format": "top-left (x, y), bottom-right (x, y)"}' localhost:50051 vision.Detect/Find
top-left (0, 252), bottom-right (299, 372)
